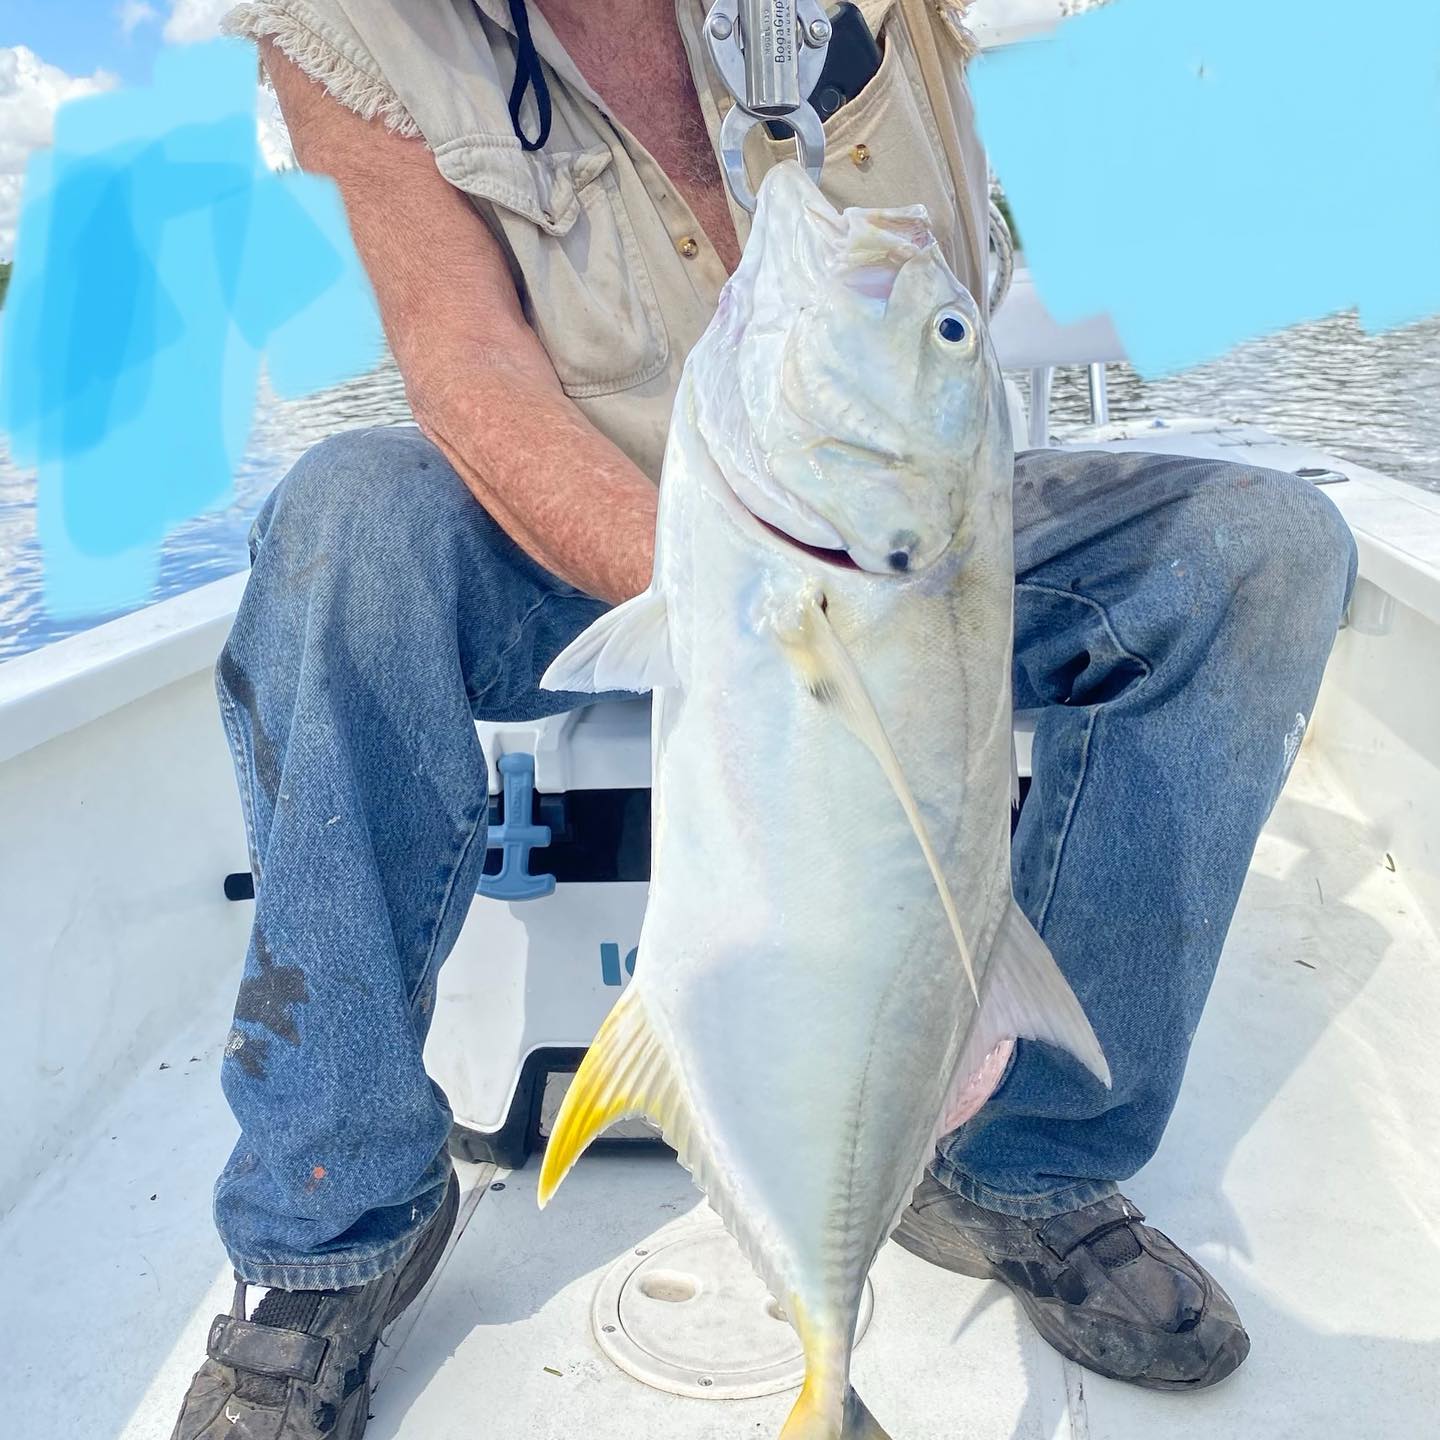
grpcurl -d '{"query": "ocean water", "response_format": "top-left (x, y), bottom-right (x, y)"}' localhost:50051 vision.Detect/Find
top-left (2, 310), bottom-right (1438, 663)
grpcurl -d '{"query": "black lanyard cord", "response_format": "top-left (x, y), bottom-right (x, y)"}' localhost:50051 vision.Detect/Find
top-left (507, 0), bottom-right (553, 151)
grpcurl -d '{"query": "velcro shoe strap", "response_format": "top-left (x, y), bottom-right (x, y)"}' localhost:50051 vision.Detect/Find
top-left (1037, 1196), bottom-right (1145, 1261)
top-left (207, 1314), bottom-right (329, 1383)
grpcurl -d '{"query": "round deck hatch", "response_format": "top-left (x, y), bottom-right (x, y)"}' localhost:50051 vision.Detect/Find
top-left (591, 1211), bottom-right (875, 1399)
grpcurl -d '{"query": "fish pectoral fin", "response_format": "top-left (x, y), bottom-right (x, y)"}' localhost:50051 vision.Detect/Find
top-left (537, 989), bottom-right (688, 1207)
top-left (539, 586), bottom-right (677, 695)
top-left (939, 901), bottom-right (1111, 1137)
top-left (771, 590), bottom-right (979, 1002)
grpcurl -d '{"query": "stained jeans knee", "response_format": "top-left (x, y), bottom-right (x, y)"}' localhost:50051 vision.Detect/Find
top-left (213, 425), bottom-right (608, 1285)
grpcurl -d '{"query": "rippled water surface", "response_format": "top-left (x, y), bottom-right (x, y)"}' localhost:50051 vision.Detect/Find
top-left (2, 311), bottom-right (1439, 662)
top-left (1043, 312), bottom-right (1440, 484)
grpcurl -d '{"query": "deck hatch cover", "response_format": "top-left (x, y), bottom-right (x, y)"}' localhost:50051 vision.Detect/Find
top-left (591, 1211), bottom-right (874, 1399)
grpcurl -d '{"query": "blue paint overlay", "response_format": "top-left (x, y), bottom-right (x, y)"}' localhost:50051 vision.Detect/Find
top-left (0, 40), bottom-right (382, 617)
top-left (970, 0), bottom-right (1440, 375)
top-left (478, 753), bottom-right (557, 902)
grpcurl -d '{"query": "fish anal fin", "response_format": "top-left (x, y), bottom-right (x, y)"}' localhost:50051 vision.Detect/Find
top-left (536, 980), bottom-right (784, 1356)
top-left (537, 989), bottom-right (685, 1207)
top-left (937, 902), bottom-right (1110, 1143)
top-left (539, 587), bottom-right (676, 695)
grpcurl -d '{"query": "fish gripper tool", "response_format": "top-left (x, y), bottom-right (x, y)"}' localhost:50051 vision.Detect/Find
top-left (704, 0), bottom-right (834, 211)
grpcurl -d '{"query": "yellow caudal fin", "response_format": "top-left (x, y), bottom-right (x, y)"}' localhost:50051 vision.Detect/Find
top-left (780, 1381), bottom-right (892, 1439)
top-left (537, 989), bottom-right (687, 1208)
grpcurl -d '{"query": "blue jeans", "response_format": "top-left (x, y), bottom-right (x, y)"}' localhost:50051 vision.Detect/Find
top-left (213, 426), bottom-right (1355, 1286)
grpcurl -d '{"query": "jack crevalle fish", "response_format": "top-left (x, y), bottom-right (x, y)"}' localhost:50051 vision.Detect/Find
top-left (536, 163), bottom-right (1110, 1440)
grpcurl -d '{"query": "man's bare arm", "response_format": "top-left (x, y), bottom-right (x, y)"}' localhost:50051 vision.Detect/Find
top-left (262, 40), bottom-right (657, 605)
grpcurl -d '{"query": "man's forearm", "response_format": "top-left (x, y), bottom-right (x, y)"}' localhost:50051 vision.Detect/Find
top-left (415, 370), bottom-right (657, 606)
top-left (255, 38), bottom-right (657, 609)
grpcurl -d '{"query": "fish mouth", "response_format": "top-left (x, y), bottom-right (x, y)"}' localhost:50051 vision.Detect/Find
top-left (724, 469), bottom-right (867, 571)
top-left (721, 452), bottom-right (903, 573)
top-left (754, 515), bottom-right (862, 570)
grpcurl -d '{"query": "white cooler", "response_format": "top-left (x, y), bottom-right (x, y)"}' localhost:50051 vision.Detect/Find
top-left (425, 699), bottom-right (655, 1167)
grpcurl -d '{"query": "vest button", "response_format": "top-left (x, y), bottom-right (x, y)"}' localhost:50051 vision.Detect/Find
top-left (850, 143), bottom-right (871, 168)
top-left (677, 236), bottom-right (700, 259)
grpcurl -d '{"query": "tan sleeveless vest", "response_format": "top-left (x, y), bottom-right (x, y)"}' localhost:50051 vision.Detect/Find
top-left (225, 0), bottom-right (990, 482)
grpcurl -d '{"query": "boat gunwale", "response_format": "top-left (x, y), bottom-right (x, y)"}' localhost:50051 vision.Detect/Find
top-left (2, 426), bottom-right (1439, 763)
top-left (0, 572), bottom-right (247, 764)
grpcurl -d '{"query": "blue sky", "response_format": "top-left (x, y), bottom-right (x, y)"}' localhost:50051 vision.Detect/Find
top-left (3, 1), bottom-right (171, 85)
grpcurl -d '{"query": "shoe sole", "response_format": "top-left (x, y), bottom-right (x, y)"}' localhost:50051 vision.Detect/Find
top-left (891, 1204), bottom-right (1250, 1392)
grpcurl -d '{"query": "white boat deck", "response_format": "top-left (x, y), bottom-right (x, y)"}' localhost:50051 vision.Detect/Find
top-left (5, 744), bottom-right (1438, 1440)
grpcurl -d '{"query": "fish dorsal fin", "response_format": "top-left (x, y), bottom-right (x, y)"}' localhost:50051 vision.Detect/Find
top-left (539, 587), bottom-right (677, 695)
top-left (772, 590), bottom-right (979, 1002)
top-left (937, 901), bottom-right (1111, 1136)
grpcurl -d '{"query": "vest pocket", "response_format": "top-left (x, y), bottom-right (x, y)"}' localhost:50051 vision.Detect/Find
top-left (435, 137), bottom-right (670, 399)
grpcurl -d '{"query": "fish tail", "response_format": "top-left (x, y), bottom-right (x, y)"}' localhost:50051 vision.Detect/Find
top-left (780, 1309), bottom-right (891, 1440)
top-left (780, 1380), bottom-right (891, 1439)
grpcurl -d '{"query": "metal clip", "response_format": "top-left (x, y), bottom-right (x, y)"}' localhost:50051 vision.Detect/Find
top-left (704, 0), bottom-right (833, 211)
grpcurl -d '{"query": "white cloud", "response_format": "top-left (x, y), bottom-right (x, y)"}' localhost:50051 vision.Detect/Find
top-left (257, 85), bottom-right (296, 170)
top-left (163, 0), bottom-right (235, 44)
top-left (118, 1), bottom-right (161, 37)
top-left (0, 47), bottom-right (118, 260)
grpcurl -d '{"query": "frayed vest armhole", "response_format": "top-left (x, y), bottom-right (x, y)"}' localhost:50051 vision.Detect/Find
top-left (223, 1), bottom-right (423, 140)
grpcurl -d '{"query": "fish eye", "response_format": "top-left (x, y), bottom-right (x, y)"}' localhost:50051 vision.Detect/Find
top-left (935, 311), bottom-right (969, 344)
